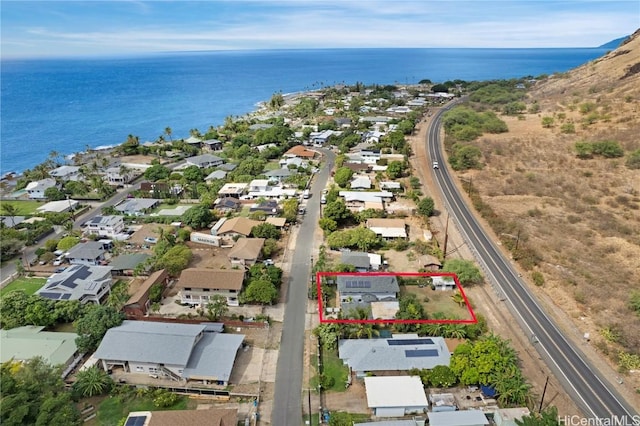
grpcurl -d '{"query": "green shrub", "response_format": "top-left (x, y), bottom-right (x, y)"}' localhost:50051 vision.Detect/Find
top-left (531, 271), bottom-right (545, 286)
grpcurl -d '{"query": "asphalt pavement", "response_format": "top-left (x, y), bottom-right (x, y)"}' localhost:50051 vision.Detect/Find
top-left (271, 148), bottom-right (335, 425)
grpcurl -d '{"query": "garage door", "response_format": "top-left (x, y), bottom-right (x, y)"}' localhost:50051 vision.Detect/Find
top-left (375, 407), bottom-right (406, 417)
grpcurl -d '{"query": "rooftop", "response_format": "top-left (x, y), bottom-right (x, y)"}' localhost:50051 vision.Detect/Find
top-left (0, 325), bottom-right (78, 366)
top-left (365, 376), bottom-right (428, 408)
top-left (228, 238), bottom-right (265, 260)
top-left (176, 269), bottom-right (245, 291)
top-left (428, 410), bottom-right (489, 426)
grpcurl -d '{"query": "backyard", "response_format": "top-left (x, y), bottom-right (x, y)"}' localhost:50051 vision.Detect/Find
top-left (0, 200), bottom-right (43, 216)
top-left (402, 285), bottom-right (474, 320)
top-left (0, 277), bottom-right (46, 297)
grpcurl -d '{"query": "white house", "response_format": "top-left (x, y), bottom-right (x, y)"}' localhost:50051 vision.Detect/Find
top-left (366, 218), bottom-right (408, 239)
top-left (105, 166), bottom-right (133, 185)
top-left (37, 264), bottom-right (113, 304)
top-left (185, 154), bottom-right (224, 168)
top-left (25, 178), bottom-right (57, 199)
top-left (49, 165), bottom-right (81, 181)
top-left (83, 215), bottom-right (125, 238)
top-left (364, 376), bottom-right (428, 417)
top-left (248, 179), bottom-right (270, 192)
top-left (350, 176), bottom-right (372, 190)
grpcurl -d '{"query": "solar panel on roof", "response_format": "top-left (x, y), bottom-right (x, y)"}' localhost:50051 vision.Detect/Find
top-left (125, 415), bottom-right (148, 426)
top-left (61, 281), bottom-right (77, 289)
top-left (39, 292), bottom-right (63, 300)
top-left (405, 349), bottom-right (439, 357)
top-left (61, 294), bottom-right (71, 300)
top-left (388, 338), bottom-right (434, 346)
top-left (345, 280), bottom-right (371, 289)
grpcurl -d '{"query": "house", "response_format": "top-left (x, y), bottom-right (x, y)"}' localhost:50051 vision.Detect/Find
top-left (432, 276), bottom-right (456, 291)
top-left (184, 135), bottom-right (203, 148)
top-left (337, 274), bottom-right (398, 312)
top-left (49, 165), bottom-right (81, 181)
top-left (115, 198), bottom-right (160, 216)
top-left (123, 269), bottom-right (169, 317)
top-left (249, 199), bottom-right (280, 216)
top-left (218, 163), bottom-right (237, 172)
top-left (428, 410), bottom-right (489, 426)
top-left (95, 321), bottom-right (245, 385)
top-left (109, 253), bottom-right (151, 276)
top-left (249, 123), bottom-right (273, 131)
top-left (334, 117), bottom-right (352, 128)
top-left (202, 138), bottom-right (224, 151)
top-left (255, 143), bottom-right (276, 152)
top-left (246, 185), bottom-right (297, 200)
top-left (364, 376), bottom-right (428, 417)
top-left (217, 183), bottom-right (248, 198)
top-left (140, 182), bottom-right (182, 198)
top-left (264, 168), bottom-right (294, 184)
top-left (429, 393), bottom-right (457, 412)
top-left (124, 408), bottom-right (237, 426)
top-left (357, 149), bottom-right (382, 165)
top-left (227, 238), bottom-right (265, 268)
top-left (185, 154), bottom-right (224, 168)
top-left (25, 178), bottom-right (57, 199)
top-left (379, 181), bottom-right (402, 191)
top-left (248, 179), bottom-right (269, 192)
top-left (213, 197), bottom-right (241, 213)
top-left (308, 129), bottom-right (341, 145)
top-left (0, 216), bottom-right (25, 228)
top-left (215, 217), bottom-right (261, 239)
top-left (338, 334), bottom-right (451, 377)
top-left (205, 170), bottom-right (227, 181)
top-left (284, 145), bottom-right (317, 159)
top-left (366, 218), bottom-right (407, 239)
top-left (35, 199), bottom-right (79, 214)
top-left (494, 408), bottom-right (532, 426)
top-left (105, 166), bottom-right (133, 185)
top-left (339, 191), bottom-right (393, 212)
top-left (37, 264), bottom-right (113, 304)
top-left (0, 325), bottom-right (80, 368)
top-left (343, 162), bottom-right (371, 174)
top-left (65, 241), bottom-right (107, 266)
top-left (82, 215), bottom-right (125, 238)
top-left (279, 156), bottom-right (309, 169)
top-left (176, 269), bottom-right (245, 306)
top-left (265, 217), bottom-right (287, 228)
top-left (350, 176), bottom-right (372, 190)
top-left (340, 251), bottom-right (373, 272)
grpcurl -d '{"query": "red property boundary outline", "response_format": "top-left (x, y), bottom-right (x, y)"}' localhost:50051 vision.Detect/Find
top-left (316, 271), bottom-right (477, 325)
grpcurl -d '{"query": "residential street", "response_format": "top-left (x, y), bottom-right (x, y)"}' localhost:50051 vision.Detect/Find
top-left (271, 148), bottom-right (334, 425)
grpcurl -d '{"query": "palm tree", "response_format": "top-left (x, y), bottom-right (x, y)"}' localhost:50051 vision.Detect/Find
top-left (72, 366), bottom-right (113, 397)
top-left (451, 291), bottom-right (466, 307)
top-left (164, 127), bottom-right (173, 141)
top-left (2, 203), bottom-right (19, 227)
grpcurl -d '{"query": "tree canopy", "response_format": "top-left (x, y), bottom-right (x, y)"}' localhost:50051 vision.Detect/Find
top-left (74, 304), bottom-right (124, 353)
top-left (442, 259), bottom-right (483, 286)
top-left (181, 205), bottom-right (214, 229)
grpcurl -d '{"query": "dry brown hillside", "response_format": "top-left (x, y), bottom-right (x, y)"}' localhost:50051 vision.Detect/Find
top-left (456, 29), bottom-right (640, 392)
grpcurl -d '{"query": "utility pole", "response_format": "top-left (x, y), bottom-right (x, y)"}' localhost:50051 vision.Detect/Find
top-left (515, 229), bottom-right (521, 252)
top-left (539, 376), bottom-right (549, 413)
top-left (443, 214), bottom-right (449, 260)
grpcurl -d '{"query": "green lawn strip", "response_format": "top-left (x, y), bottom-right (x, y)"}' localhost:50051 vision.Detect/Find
top-left (0, 277), bottom-right (46, 297)
top-left (238, 206), bottom-right (251, 217)
top-left (0, 200), bottom-right (44, 216)
top-left (301, 413), bottom-right (321, 426)
top-left (316, 349), bottom-right (349, 392)
top-left (97, 393), bottom-right (189, 426)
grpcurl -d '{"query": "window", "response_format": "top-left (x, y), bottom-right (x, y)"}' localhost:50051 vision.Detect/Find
top-left (149, 367), bottom-right (159, 373)
top-left (135, 366), bottom-right (144, 372)
top-left (203, 288), bottom-right (210, 292)
top-left (184, 287), bottom-right (191, 291)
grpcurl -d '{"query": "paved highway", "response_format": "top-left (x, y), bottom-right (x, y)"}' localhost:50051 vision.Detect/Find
top-left (427, 101), bottom-right (638, 419)
top-left (271, 148), bottom-right (335, 425)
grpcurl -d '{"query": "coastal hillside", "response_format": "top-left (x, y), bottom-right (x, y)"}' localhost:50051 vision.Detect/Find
top-left (457, 28), bottom-right (640, 396)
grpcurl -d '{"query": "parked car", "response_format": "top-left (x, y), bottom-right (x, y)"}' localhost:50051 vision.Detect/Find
top-left (144, 237), bottom-right (158, 244)
top-left (263, 259), bottom-right (275, 266)
top-left (54, 267), bottom-right (67, 273)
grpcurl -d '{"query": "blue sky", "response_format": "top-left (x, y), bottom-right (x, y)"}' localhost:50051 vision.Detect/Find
top-left (1, 1), bottom-right (638, 58)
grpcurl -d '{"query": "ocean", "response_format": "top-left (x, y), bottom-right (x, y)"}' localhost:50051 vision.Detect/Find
top-left (0, 47), bottom-right (610, 174)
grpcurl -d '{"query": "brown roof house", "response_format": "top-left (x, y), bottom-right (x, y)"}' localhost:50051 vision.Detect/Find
top-left (176, 269), bottom-right (245, 307)
top-left (123, 269), bottom-right (169, 318)
top-left (124, 408), bottom-right (237, 426)
top-left (227, 238), bottom-right (265, 268)
top-left (365, 218), bottom-right (408, 239)
top-left (284, 145), bottom-right (317, 159)
top-left (214, 217), bottom-right (261, 240)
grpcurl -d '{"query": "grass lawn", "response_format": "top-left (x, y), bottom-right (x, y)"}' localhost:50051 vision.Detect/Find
top-left (402, 285), bottom-right (472, 320)
top-left (97, 393), bottom-right (191, 426)
top-left (0, 277), bottom-right (46, 298)
top-left (263, 161), bottom-right (282, 171)
top-left (238, 206), bottom-right (251, 217)
top-left (311, 349), bottom-right (349, 392)
top-left (0, 200), bottom-right (43, 216)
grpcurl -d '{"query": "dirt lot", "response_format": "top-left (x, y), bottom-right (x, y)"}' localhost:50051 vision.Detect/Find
top-left (402, 285), bottom-right (473, 320)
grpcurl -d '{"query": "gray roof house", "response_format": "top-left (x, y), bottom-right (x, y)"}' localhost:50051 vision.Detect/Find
top-left (337, 275), bottom-right (398, 311)
top-left (340, 251), bottom-right (372, 272)
top-left (95, 321), bottom-right (245, 385)
top-left (49, 165), bottom-right (81, 181)
top-left (115, 198), bottom-right (160, 216)
top-left (205, 170), bottom-right (227, 181)
top-left (264, 168), bottom-right (294, 184)
top-left (185, 154), bottom-right (224, 168)
top-left (338, 334), bottom-right (451, 377)
top-left (65, 241), bottom-right (107, 266)
top-left (25, 178), bottom-right (57, 199)
top-left (36, 264), bottom-right (113, 304)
